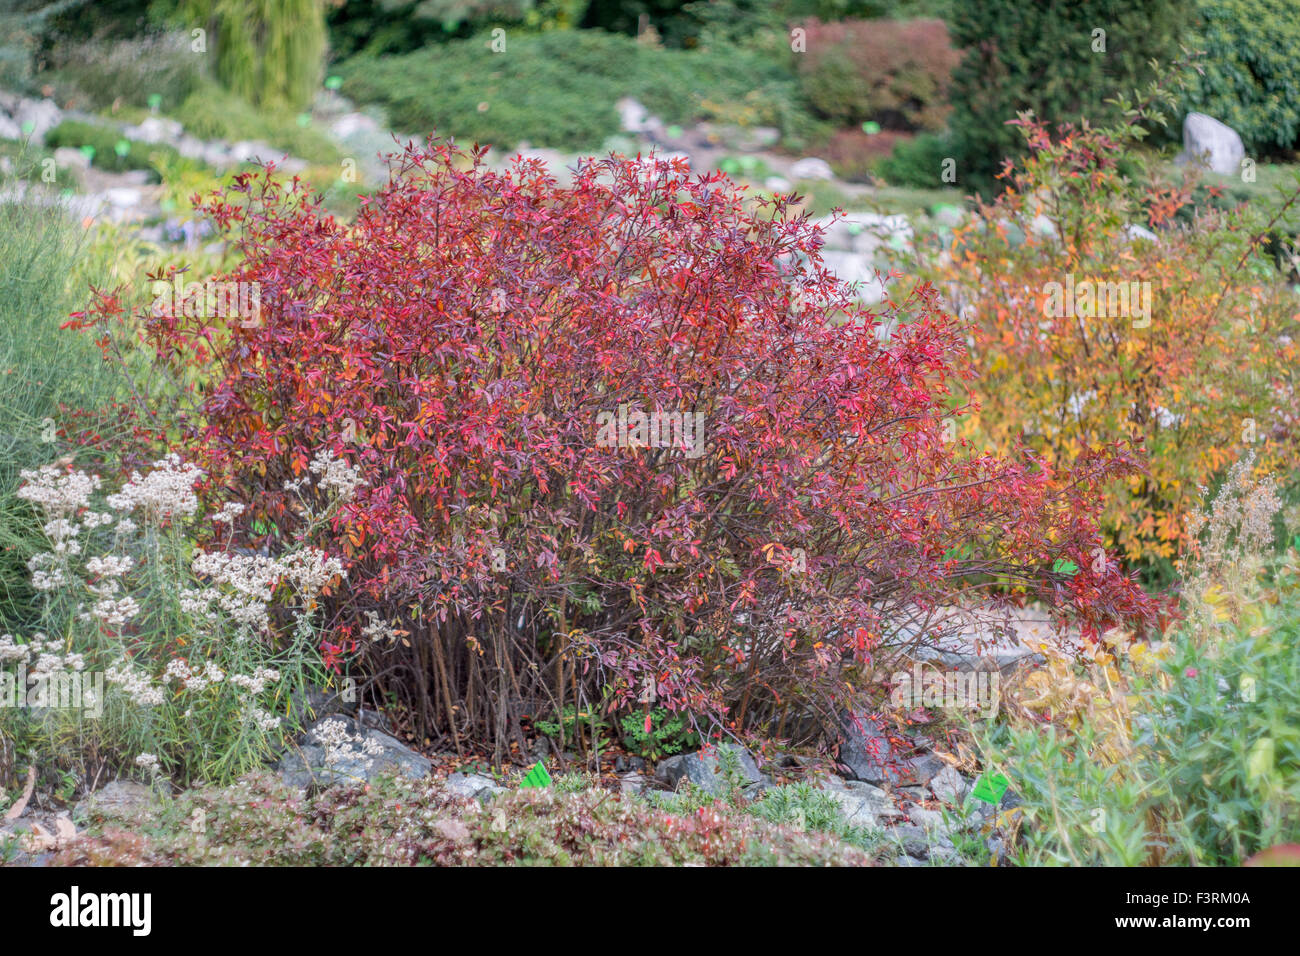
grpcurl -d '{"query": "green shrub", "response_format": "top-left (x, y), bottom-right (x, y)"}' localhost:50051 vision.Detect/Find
top-left (619, 707), bottom-right (698, 759)
top-left (336, 29), bottom-right (808, 150)
top-left (44, 120), bottom-right (177, 176)
top-left (874, 130), bottom-right (954, 187)
top-left (1181, 0), bottom-right (1300, 155)
top-left (0, 0), bottom-right (88, 91)
top-left (946, 0), bottom-right (1194, 194)
top-left (327, 0), bottom-right (582, 57)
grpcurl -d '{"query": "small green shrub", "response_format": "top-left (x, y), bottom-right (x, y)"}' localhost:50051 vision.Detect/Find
top-left (874, 131), bottom-right (954, 188)
top-left (619, 707), bottom-right (698, 760)
top-left (44, 120), bottom-right (177, 176)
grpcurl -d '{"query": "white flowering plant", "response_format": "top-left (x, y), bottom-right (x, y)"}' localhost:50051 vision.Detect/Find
top-left (1, 450), bottom-right (360, 787)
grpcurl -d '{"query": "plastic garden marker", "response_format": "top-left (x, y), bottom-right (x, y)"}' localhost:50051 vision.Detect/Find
top-left (971, 772), bottom-right (1009, 804)
top-left (148, 94), bottom-right (163, 111)
top-left (79, 145), bottom-right (96, 162)
top-left (666, 125), bottom-right (683, 139)
top-left (1052, 558), bottom-right (1079, 575)
top-left (115, 140), bottom-right (130, 158)
top-left (519, 761), bottom-right (551, 789)
top-left (297, 113), bottom-right (312, 128)
top-left (862, 121), bottom-right (881, 135)
top-left (21, 121), bottom-right (33, 135)
top-left (325, 75), bottom-right (343, 90)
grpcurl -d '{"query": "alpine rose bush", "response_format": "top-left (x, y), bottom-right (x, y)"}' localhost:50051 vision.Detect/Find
top-left (106, 143), bottom-right (1159, 756)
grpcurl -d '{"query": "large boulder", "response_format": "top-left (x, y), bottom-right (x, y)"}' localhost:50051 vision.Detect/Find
top-left (654, 745), bottom-right (765, 795)
top-left (1180, 112), bottom-right (1245, 176)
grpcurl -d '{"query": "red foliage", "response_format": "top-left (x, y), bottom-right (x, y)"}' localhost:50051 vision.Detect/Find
top-left (109, 143), bottom-right (1159, 754)
top-left (796, 18), bottom-right (960, 131)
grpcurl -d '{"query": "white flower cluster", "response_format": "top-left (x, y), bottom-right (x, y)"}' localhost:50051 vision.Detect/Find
top-left (229, 666), bottom-right (280, 696)
top-left (360, 610), bottom-right (401, 644)
top-left (190, 546), bottom-right (343, 633)
top-left (243, 705), bottom-right (282, 733)
top-left (190, 551), bottom-right (281, 631)
top-left (106, 662), bottom-right (165, 707)
top-left (281, 548), bottom-right (346, 596)
top-left (86, 554), bottom-right (134, 577)
top-left (0, 633), bottom-right (85, 677)
top-left (92, 595), bottom-right (141, 628)
top-left (212, 501), bottom-right (246, 525)
top-left (17, 466), bottom-right (101, 516)
top-left (105, 453), bottom-right (204, 520)
top-left (308, 448), bottom-right (365, 501)
top-left (162, 658), bottom-right (226, 692)
top-left (135, 753), bottom-right (160, 773)
top-left (312, 717), bottom-right (384, 771)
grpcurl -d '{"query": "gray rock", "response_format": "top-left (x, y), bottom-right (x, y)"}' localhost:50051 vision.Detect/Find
top-left (103, 187), bottom-right (142, 209)
top-left (619, 772), bottom-right (647, 796)
top-left (276, 714), bottom-right (430, 789)
top-left (0, 94), bottom-right (62, 144)
top-left (330, 112), bottom-right (380, 140)
top-left (904, 753), bottom-right (946, 786)
top-left (1180, 112), bottom-right (1245, 175)
top-left (837, 712), bottom-right (899, 784)
top-left (654, 744), bottom-right (763, 795)
top-left (764, 175), bottom-right (792, 193)
top-left (893, 824), bottom-right (932, 858)
top-left (1124, 223), bottom-right (1158, 243)
top-left (930, 764), bottom-right (970, 806)
top-left (789, 157), bottom-right (835, 181)
top-left (126, 117), bottom-right (183, 144)
top-left (818, 778), bottom-right (897, 829)
top-left (53, 147), bottom-right (90, 171)
top-left (73, 780), bottom-right (156, 821)
top-left (444, 772), bottom-right (505, 801)
top-left (616, 97), bottom-right (656, 134)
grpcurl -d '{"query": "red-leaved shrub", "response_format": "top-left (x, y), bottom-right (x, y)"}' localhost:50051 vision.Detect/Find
top-left (105, 143), bottom-right (1158, 757)
top-left (796, 18), bottom-right (960, 132)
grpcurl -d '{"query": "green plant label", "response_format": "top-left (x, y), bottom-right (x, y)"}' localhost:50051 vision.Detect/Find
top-left (520, 761), bottom-right (551, 789)
top-left (971, 771), bottom-right (1009, 804)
